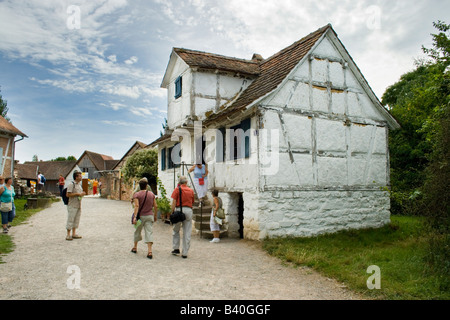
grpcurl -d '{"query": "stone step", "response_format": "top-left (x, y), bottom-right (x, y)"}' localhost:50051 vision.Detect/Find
top-left (195, 230), bottom-right (228, 239)
top-left (193, 206), bottom-right (212, 215)
top-left (193, 213), bottom-right (211, 222)
top-left (194, 200), bottom-right (212, 207)
top-left (194, 220), bottom-right (212, 231)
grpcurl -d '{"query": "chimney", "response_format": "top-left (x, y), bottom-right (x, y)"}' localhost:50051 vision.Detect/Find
top-left (252, 53), bottom-right (263, 62)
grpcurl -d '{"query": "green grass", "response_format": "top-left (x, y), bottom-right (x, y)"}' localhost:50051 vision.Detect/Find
top-left (263, 216), bottom-right (449, 300)
top-left (0, 198), bottom-right (46, 263)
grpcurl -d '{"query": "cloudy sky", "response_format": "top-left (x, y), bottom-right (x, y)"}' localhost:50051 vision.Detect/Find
top-left (0, 0), bottom-right (448, 162)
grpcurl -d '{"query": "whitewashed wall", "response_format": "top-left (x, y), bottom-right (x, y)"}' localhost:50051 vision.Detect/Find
top-left (166, 58), bottom-right (191, 129)
top-left (245, 34), bottom-right (392, 240)
top-left (161, 34), bottom-right (393, 240)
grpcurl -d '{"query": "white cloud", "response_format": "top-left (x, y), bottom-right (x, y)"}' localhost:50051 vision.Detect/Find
top-left (124, 56), bottom-right (138, 65)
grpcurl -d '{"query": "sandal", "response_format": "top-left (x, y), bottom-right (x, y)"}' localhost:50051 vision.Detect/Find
top-left (72, 235), bottom-right (82, 239)
top-left (147, 252), bottom-right (153, 259)
top-left (131, 248), bottom-right (137, 254)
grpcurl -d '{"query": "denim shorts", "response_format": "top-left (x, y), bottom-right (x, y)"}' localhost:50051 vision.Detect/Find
top-left (1, 210), bottom-right (14, 225)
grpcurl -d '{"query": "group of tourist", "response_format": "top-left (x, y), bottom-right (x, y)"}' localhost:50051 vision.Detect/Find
top-left (64, 163), bottom-right (224, 260)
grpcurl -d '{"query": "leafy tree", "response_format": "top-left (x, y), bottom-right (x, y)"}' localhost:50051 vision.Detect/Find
top-left (122, 148), bottom-right (158, 186)
top-left (51, 156), bottom-right (77, 161)
top-left (160, 118), bottom-right (168, 136)
top-left (382, 21), bottom-right (449, 213)
top-left (383, 20), bottom-right (449, 288)
top-left (0, 87), bottom-right (10, 121)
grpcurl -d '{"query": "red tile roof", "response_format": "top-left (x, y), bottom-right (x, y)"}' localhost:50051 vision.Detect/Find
top-left (205, 24), bottom-right (331, 124)
top-left (173, 48), bottom-right (261, 77)
top-left (0, 115), bottom-right (27, 137)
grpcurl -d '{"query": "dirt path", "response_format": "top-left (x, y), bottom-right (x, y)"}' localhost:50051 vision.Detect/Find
top-left (0, 197), bottom-right (362, 300)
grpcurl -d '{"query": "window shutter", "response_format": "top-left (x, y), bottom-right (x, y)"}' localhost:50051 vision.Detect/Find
top-left (241, 118), bottom-right (251, 158)
top-left (216, 128), bottom-right (225, 163)
top-left (161, 148), bottom-right (166, 171)
top-left (175, 76), bottom-right (182, 99)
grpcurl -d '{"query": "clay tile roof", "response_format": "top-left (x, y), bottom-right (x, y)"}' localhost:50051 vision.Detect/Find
top-left (80, 151), bottom-right (117, 171)
top-left (0, 116), bottom-right (27, 137)
top-left (174, 48), bottom-right (261, 76)
top-left (20, 161), bottom-right (76, 180)
top-left (205, 24), bottom-right (331, 124)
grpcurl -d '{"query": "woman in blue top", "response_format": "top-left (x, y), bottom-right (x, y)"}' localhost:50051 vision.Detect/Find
top-left (188, 163), bottom-right (208, 202)
top-left (0, 177), bottom-right (16, 234)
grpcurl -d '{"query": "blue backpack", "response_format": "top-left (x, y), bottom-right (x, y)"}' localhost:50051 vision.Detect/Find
top-left (40, 175), bottom-right (46, 183)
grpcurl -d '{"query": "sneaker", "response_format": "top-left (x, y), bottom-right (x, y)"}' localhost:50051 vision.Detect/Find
top-left (171, 249), bottom-right (180, 255)
top-left (182, 255), bottom-right (187, 259)
top-left (210, 238), bottom-right (220, 243)
top-left (3, 228), bottom-right (8, 234)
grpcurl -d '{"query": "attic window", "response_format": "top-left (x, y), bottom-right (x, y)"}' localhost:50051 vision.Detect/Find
top-left (175, 76), bottom-right (182, 99)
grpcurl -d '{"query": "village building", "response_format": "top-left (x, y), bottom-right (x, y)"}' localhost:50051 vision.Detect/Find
top-left (74, 150), bottom-right (118, 194)
top-left (15, 160), bottom-right (76, 194)
top-left (98, 141), bottom-right (149, 201)
top-left (150, 24), bottom-right (400, 240)
top-left (0, 115), bottom-right (27, 180)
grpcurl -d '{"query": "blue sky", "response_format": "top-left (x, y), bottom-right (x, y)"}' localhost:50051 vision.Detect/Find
top-left (0, 0), bottom-right (448, 162)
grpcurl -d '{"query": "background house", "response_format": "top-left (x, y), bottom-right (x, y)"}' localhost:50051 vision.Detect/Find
top-left (98, 141), bottom-right (148, 200)
top-left (16, 160), bottom-right (76, 194)
top-left (0, 115), bottom-right (27, 179)
top-left (75, 150), bottom-right (118, 194)
top-left (152, 24), bottom-right (400, 240)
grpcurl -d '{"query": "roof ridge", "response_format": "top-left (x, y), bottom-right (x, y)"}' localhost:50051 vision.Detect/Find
top-left (262, 24), bottom-right (332, 64)
top-left (174, 47), bottom-right (260, 65)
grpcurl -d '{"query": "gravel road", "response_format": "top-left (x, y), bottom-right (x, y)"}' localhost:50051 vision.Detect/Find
top-left (0, 197), bottom-right (362, 300)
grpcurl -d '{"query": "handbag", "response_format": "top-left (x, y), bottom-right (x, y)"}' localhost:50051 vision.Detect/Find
top-left (131, 191), bottom-right (147, 225)
top-left (0, 188), bottom-right (13, 213)
top-left (215, 197), bottom-right (225, 219)
top-left (0, 202), bottom-right (12, 213)
top-left (170, 186), bottom-right (186, 224)
top-left (214, 216), bottom-right (223, 226)
top-left (216, 208), bottom-right (225, 219)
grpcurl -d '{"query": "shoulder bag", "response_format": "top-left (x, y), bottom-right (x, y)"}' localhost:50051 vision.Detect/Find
top-left (170, 186), bottom-right (186, 224)
top-left (215, 197), bottom-right (225, 219)
top-left (0, 187), bottom-right (13, 213)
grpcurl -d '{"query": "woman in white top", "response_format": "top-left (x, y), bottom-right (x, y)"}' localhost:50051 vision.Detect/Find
top-left (188, 163), bottom-right (208, 202)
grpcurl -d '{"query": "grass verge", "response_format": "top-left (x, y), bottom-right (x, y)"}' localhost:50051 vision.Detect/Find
top-left (263, 215), bottom-right (449, 300)
top-left (0, 198), bottom-right (46, 263)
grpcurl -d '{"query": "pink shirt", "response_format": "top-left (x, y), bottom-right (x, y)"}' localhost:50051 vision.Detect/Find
top-left (133, 190), bottom-right (155, 216)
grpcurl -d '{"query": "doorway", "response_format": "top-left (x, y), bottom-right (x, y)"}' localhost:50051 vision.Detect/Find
top-left (238, 193), bottom-right (244, 239)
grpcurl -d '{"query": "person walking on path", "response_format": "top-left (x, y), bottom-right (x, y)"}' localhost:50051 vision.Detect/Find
top-left (170, 176), bottom-right (194, 258)
top-left (92, 179), bottom-right (98, 196)
top-left (210, 190), bottom-right (223, 243)
top-left (65, 171), bottom-right (85, 241)
top-left (58, 175), bottom-right (65, 197)
top-left (131, 178), bottom-right (157, 259)
top-left (37, 171), bottom-right (45, 192)
top-left (188, 163), bottom-right (208, 203)
top-left (0, 177), bottom-right (15, 234)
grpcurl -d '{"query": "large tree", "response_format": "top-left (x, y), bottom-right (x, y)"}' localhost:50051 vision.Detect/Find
top-left (382, 21), bottom-right (449, 288)
top-left (382, 21), bottom-right (449, 211)
top-left (0, 87), bottom-right (10, 121)
top-left (122, 148), bottom-right (158, 192)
